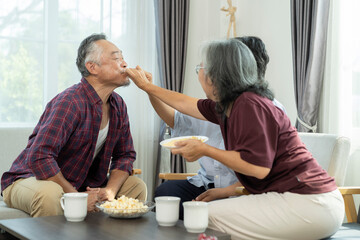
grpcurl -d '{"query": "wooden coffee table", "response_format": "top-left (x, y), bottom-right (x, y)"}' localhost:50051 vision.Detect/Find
top-left (0, 211), bottom-right (230, 240)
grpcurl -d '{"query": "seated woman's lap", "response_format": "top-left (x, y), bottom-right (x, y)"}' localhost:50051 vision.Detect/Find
top-left (208, 190), bottom-right (344, 240)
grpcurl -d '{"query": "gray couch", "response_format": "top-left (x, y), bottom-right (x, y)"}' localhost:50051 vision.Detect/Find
top-left (0, 127), bottom-right (33, 220)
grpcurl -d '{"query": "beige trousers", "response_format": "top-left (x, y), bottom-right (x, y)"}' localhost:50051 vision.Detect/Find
top-left (3, 176), bottom-right (147, 217)
top-left (208, 189), bottom-right (344, 240)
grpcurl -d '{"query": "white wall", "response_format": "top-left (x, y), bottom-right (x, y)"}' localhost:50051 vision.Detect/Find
top-left (183, 0), bottom-right (222, 100)
top-left (184, 0), bottom-right (297, 124)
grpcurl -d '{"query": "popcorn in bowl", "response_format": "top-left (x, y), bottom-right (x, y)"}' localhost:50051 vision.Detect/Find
top-left (96, 195), bottom-right (155, 218)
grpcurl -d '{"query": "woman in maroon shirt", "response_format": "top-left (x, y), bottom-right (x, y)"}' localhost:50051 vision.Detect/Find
top-left (127, 39), bottom-right (344, 240)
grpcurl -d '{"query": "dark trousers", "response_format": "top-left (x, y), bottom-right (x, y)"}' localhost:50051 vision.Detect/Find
top-left (154, 180), bottom-right (211, 220)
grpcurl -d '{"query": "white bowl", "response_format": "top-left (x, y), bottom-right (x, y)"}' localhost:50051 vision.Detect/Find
top-left (96, 201), bottom-right (155, 218)
top-left (160, 136), bottom-right (209, 149)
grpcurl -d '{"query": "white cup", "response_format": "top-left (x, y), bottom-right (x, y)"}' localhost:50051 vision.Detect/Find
top-left (155, 196), bottom-right (180, 227)
top-left (183, 201), bottom-right (208, 233)
top-left (60, 193), bottom-right (88, 222)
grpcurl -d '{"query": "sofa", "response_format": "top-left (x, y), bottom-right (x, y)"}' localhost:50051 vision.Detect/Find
top-left (0, 127), bottom-right (33, 220)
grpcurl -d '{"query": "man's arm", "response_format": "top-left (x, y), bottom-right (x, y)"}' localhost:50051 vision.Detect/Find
top-left (195, 181), bottom-right (242, 202)
top-left (47, 171), bottom-right (77, 193)
top-left (144, 68), bottom-right (176, 128)
top-left (126, 66), bottom-right (206, 120)
top-left (149, 95), bottom-right (175, 128)
top-left (29, 99), bottom-right (80, 183)
top-left (99, 169), bottom-right (129, 201)
top-left (48, 172), bottom-right (100, 212)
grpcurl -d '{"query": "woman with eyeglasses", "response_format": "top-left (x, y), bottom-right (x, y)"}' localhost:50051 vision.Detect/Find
top-left (126, 39), bottom-right (344, 240)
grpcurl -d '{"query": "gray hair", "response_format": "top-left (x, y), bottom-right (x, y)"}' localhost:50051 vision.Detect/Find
top-left (76, 33), bottom-right (106, 77)
top-left (201, 39), bottom-right (262, 114)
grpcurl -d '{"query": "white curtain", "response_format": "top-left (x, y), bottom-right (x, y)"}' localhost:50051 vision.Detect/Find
top-left (0, 0), bottom-right (159, 200)
top-left (321, 0), bottom-right (360, 191)
top-left (114, 1), bottom-right (159, 201)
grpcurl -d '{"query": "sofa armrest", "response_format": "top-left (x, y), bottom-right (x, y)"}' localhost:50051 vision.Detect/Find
top-left (158, 173), bottom-right (197, 180)
top-left (338, 186), bottom-right (360, 223)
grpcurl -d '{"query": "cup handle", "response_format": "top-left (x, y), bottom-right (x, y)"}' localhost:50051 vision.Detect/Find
top-left (60, 196), bottom-right (65, 210)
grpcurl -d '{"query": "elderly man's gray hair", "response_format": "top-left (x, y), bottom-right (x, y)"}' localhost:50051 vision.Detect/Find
top-left (76, 33), bottom-right (106, 77)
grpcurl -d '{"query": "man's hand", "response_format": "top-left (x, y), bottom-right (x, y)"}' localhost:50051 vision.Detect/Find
top-left (126, 66), bottom-right (152, 90)
top-left (195, 188), bottom-right (229, 202)
top-left (196, 182), bottom-right (242, 202)
top-left (86, 186), bottom-right (117, 202)
top-left (171, 139), bottom-right (206, 162)
top-left (85, 186), bottom-right (119, 212)
top-left (85, 188), bottom-right (100, 212)
top-left (47, 172), bottom-right (77, 193)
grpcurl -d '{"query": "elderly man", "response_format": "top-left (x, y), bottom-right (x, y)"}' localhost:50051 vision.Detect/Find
top-left (1, 33), bottom-right (146, 217)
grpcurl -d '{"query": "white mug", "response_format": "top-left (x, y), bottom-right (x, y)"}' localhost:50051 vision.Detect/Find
top-left (60, 192), bottom-right (88, 222)
top-left (183, 201), bottom-right (208, 233)
top-left (155, 196), bottom-right (180, 227)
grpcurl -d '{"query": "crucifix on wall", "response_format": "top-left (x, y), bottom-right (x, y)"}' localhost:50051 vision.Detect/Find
top-left (221, 0), bottom-right (237, 39)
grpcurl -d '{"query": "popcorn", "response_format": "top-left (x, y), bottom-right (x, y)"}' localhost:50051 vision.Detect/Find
top-left (99, 195), bottom-right (150, 217)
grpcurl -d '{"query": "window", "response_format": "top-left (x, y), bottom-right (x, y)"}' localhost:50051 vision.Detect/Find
top-left (337, 0), bottom-right (360, 144)
top-left (0, 0), bottom-right (156, 126)
top-left (0, 0), bottom-right (158, 198)
top-left (323, 0), bottom-right (360, 187)
top-left (0, 0), bottom-right (45, 125)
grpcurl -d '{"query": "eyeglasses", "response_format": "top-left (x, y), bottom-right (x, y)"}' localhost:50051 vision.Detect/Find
top-left (195, 64), bottom-right (205, 75)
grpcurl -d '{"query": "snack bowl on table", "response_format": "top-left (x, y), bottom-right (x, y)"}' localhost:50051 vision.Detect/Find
top-left (96, 198), bottom-right (155, 219)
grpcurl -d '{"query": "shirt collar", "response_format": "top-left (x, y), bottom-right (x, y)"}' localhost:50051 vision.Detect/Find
top-left (81, 78), bottom-right (101, 105)
top-left (81, 78), bottom-right (115, 106)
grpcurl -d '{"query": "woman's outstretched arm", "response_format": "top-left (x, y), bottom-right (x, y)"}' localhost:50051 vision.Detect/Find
top-left (126, 66), bottom-right (206, 120)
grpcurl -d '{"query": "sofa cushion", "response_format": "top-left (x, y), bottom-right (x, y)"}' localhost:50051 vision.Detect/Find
top-left (0, 127), bottom-right (33, 180)
top-left (0, 127), bottom-right (33, 220)
top-left (0, 201), bottom-right (30, 220)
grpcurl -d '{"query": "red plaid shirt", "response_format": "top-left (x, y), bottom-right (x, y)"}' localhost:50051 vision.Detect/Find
top-left (1, 78), bottom-right (136, 193)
